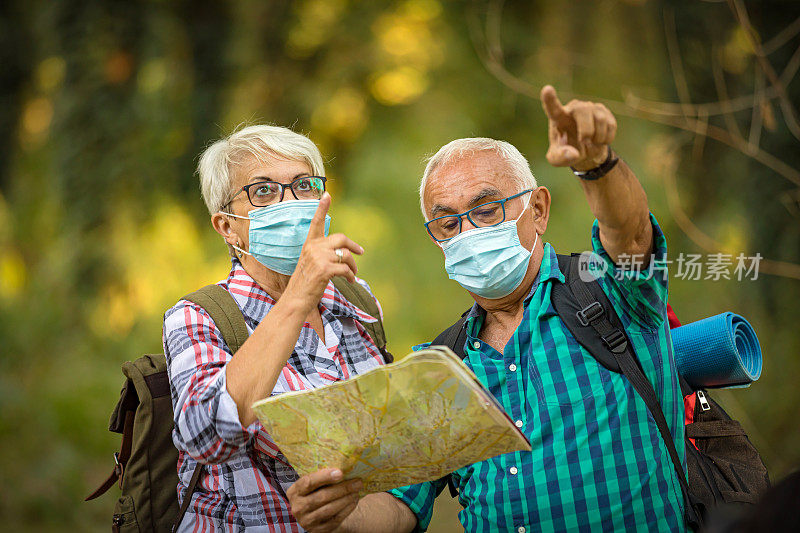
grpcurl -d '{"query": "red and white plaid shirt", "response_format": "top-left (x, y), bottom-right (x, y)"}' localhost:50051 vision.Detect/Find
top-left (163, 259), bottom-right (387, 532)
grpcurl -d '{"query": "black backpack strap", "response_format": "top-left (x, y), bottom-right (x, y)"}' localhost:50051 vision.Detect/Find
top-left (431, 314), bottom-right (470, 360)
top-left (551, 254), bottom-right (621, 373)
top-left (555, 253), bottom-right (702, 530)
top-left (172, 285), bottom-right (250, 531)
top-left (331, 277), bottom-right (393, 363)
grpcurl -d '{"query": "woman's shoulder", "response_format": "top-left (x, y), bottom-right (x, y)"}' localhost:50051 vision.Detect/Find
top-left (163, 280), bottom-right (232, 329)
top-left (163, 260), bottom-right (248, 323)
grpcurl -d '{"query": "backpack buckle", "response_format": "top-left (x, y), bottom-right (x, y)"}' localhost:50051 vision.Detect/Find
top-left (113, 452), bottom-right (124, 488)
top-left (602, 329), bottom-right (628, 353)
top-left (576, 302), bottom-right (604, 326)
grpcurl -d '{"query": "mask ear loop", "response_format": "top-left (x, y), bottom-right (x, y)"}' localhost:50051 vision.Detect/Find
top-left (231, 243), bottom-right (251, 257)
top-left (218, 210), bottom-right (253, 258)
top-left (514, 189), bottom-right (535, 223)
top-left (516, 190), bottom-right (540, 251)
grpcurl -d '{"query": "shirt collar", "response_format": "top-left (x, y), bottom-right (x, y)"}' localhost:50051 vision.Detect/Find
top-left (320, 281), bottom-right (378, 323)
top-left (225, 258), bottom-right (276, 305)
top-left (226, 258), bottom-right (376, 323)
top-left (539, 242), bottom-right (566, 285)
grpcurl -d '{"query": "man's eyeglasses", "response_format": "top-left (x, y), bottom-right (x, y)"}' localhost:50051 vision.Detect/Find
top-left (231, 176), bottom-right (327, 208)
top-left (424, 189), bottom-right (533, 242)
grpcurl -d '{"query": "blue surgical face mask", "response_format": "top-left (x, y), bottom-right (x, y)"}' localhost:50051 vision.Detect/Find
top-left (440, 195), bottom-right (537, 299)
top-left (225, 199), bottom-right (331, 275)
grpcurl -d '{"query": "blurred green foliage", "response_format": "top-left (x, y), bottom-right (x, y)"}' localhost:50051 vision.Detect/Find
top-left (1, 0), bottom-right (798, 530)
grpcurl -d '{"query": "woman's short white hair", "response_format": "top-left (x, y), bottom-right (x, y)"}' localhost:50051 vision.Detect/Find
top-left (198, 124), bottom-right (325, 214)
top-left (419, 137), bottom-right (537, 219)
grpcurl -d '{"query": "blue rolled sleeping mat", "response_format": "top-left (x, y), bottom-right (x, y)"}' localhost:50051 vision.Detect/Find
top-left (671, 312), bottom-right (763, 389)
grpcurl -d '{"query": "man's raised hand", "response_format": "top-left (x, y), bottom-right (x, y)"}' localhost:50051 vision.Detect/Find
top-left (540, 85), bottom-right (617, 171)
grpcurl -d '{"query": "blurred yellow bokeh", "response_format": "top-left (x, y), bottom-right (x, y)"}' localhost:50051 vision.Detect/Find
top-left (370, 66), bottom-right (429, 105)
top-left (90, 201), bottom-right (231, 337)
top-left (36, 56), bottom-right (66, 93)
top-left (311, 87), bottom-right (369, 141)
top-left (22, 97), bottom-right (53, 136)
top-left (0, 249), bottom-right (26, 300)
top-left (286, 0), bottom-right (347, 58)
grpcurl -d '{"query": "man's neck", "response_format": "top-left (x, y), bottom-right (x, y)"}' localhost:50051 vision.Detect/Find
top-left (480, 276), bottom-right (533, 332)
top-left (473, 243), bottom-right (545, 333)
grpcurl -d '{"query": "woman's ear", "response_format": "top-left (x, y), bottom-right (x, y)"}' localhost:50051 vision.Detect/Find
top-left (211, 212), bottom-right (241, 247)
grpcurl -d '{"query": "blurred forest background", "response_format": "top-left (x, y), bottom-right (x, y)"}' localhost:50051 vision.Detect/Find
top-left (1, 0), bottom-right (799, 530)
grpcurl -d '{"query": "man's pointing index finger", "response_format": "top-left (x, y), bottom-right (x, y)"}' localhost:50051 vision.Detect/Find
top-left (540, 85), bottom-right (568, 123)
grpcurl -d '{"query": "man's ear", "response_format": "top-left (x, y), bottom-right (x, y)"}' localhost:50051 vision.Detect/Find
top-left (211, 212), bottom-right (240, 247)
top-left (531, 186), bottom-right (551, 235)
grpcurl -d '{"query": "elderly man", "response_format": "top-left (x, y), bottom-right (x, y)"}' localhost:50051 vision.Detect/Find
top-left (286, 85), bottom-right (686, 532)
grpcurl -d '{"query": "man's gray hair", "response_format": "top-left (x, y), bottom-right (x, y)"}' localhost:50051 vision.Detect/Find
top-left (198, 124), bottom-right (325, 214)
top-left (419, 137), bottom-right (537, 219)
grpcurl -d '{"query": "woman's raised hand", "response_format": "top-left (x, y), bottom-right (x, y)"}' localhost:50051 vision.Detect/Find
top-left (288, 193), bottom-right (364, 307)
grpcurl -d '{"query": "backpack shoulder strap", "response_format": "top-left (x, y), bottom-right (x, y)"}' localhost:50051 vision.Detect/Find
top-left (182, 284), bottom-right (249, 354)
top-left (173, 463), bottom-right (203, 533)
top-left (555, 253), bottom-right (702, 530)
top-left (431, 313), bottom-right (471, 360)
top-left (176, 285), bottom-right (248, 530)
top-left (551, 254), bottom-right (621, 372)
top-left (331, 277), bottom-right (392, 362)
top-left (85, 408), bottom-right (136, 501)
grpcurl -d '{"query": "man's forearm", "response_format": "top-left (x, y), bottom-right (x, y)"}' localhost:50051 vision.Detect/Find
top-left (538, 85), bottom-right (652, 263)
top-left (338, 493), bottom-right (417, 533)
top-left (578, 154), bottom-right (653, 264)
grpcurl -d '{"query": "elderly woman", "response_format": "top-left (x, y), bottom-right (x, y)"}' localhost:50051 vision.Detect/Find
top-left (163, 125), bottom-right (388, 531)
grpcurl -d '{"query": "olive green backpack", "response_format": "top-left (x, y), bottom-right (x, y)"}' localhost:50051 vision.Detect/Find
top-left (86, 279), bottom-right (389, 532)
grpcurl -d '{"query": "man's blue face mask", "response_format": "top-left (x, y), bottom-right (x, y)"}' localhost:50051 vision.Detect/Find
top-left (440, 192), bottom-right (537, 300)
top-left (226, 199), bottom-right (331, 275)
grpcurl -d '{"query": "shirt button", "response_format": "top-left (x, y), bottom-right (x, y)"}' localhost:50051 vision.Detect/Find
top-left (517, 528), bottom-right (526, 533)
top-left (508, 363), bottom-right (517, 372)
top-left (509, 466), bottom-right (518, 475)
top-left (472, 341), bottom-right (481, 349)
top-left (515, 420), bottom-right (523, 428)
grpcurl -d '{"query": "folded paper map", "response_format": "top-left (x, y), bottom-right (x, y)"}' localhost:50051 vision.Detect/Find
top-left (251, 346), bottom-right (531, 494)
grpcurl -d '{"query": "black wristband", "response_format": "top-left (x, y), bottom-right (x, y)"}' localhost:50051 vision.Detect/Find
top-left (571, 147), bottom-right (619, 181)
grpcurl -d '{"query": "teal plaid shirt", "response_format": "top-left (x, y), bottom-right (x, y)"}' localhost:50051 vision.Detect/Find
top-left (390, 215), bottom-right (686, 532)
